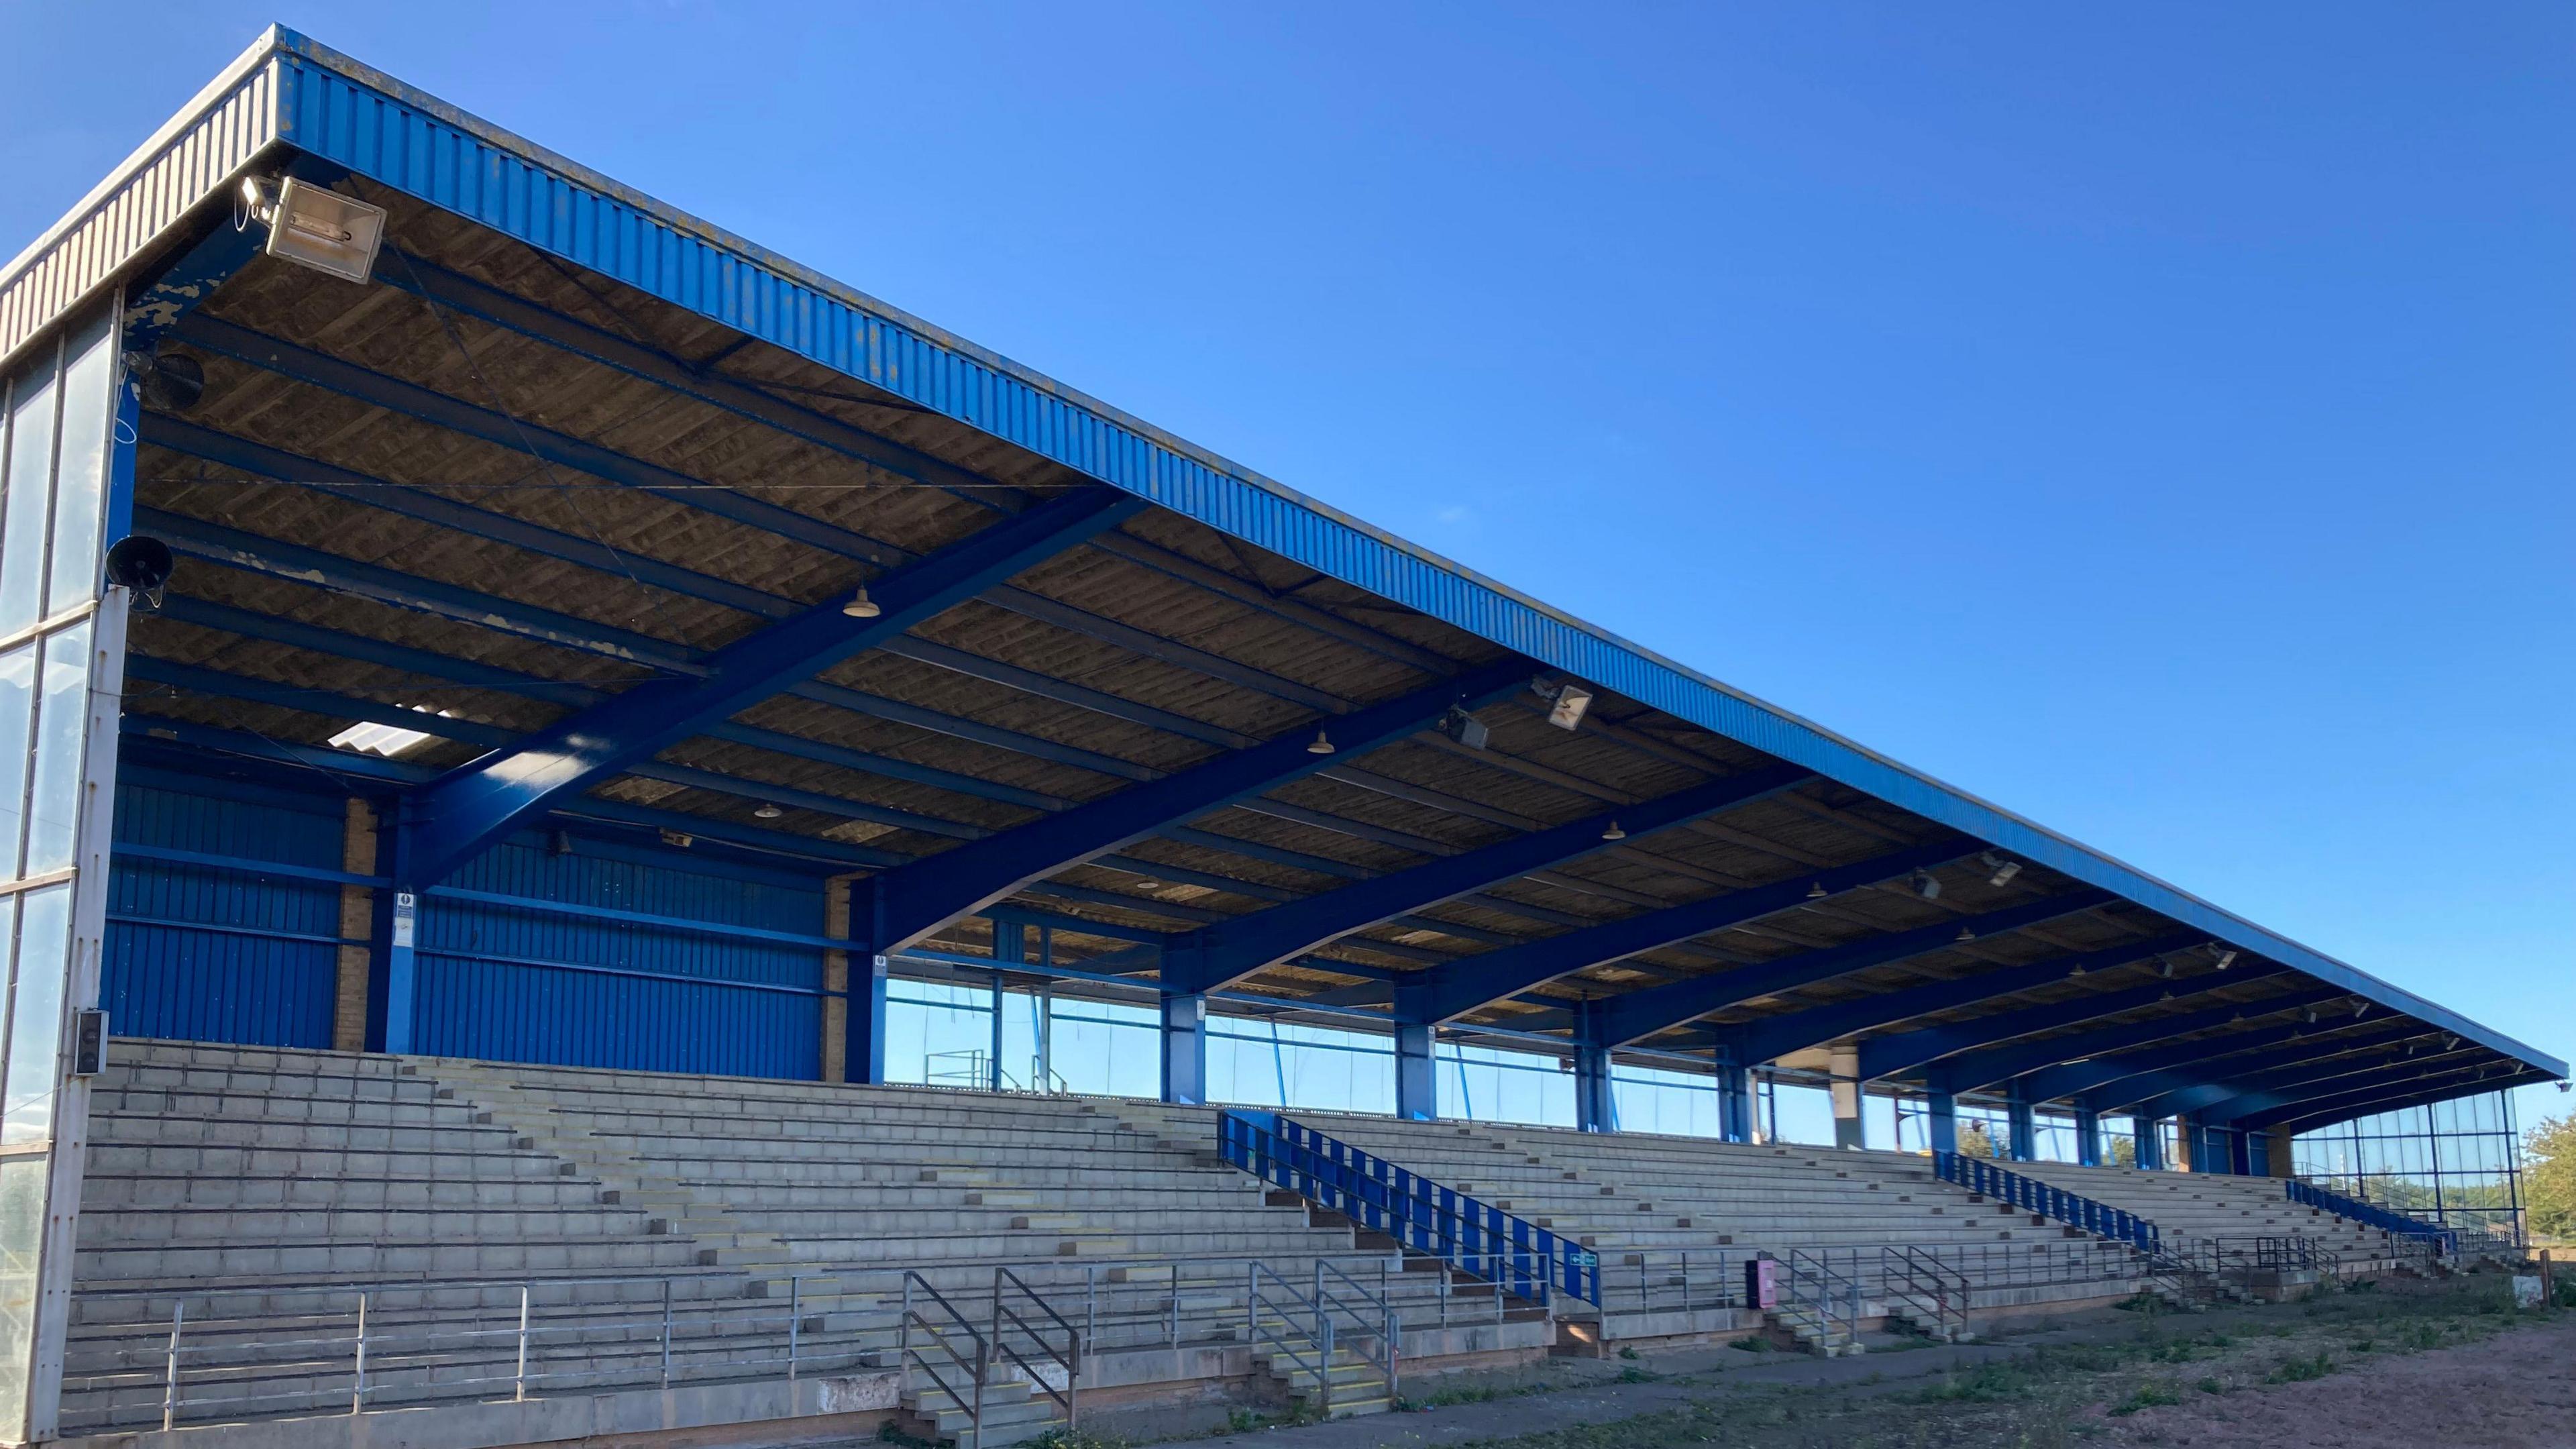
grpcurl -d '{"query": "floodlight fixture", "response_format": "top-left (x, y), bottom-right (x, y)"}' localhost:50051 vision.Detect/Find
top-left (1911, 870), bottom-right (1941, 902)
top-left (241, 176), bottom-right (387, 284)
top-left (1534, 678), bottom-right (1594, 731)
top-left (1980, 851), bottom-right (2023, 888)
top-left (1436, 706), bottom-right (1491, 751)
top-left (658, 828), bottom-right (695, 849)
top-left (2212, 948), bottom-right (2237, 971)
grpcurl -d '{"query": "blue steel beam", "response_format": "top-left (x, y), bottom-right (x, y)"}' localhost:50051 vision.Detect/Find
top-left (2232, 1069), bottom-right (2545, 1134)
top-left (375, 253), bottom-right (1468, 681)
top-left (1926, 979), bottom-right (2349, 1094)
top-left (1391, 838), bottom-right (1978, 1026)
top-left (1706, 930), bottom-right (2209, 1069)
top-left (170, 313), bottom-right (1348, 714)
top-left (1158, 763), bottom-right (1815, 996)
top-left (1856, 956), bottom-right (2288, 1081)
top-left (862, 661), bottom-right (1532, 953)
top-left (123, 217), bottom-right (268, 352)
top-left (2162, 1051), bottom-right (2492, 1127)
top-left (2019, 1013), bottom-right (2387, 1105)
top-left (1591, 888), bottom-right (2116, 1047)
top-left (2127, 1034), bottom-right (2462, 1120)
top-left (402, 487), bottom-right (1142, 882)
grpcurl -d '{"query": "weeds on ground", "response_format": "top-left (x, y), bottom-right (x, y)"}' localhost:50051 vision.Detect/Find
top-left (1028, 1430), bottom-right (1124, 1449)
top-left (1727, 1334), bottom-right (1772, 1352)
top-left (876, 1425), bottom-right (936, 1449)
top-left (1913, 1361), bottom-right (2036, 1404)
top-left (2108, 1383), bottom-right (2182, 1416)
top-left (1617, 1346), bottom-right (1639, 1360)
top-left (2195, 1375), bottom-right (2227, 1395)
top-left (2264, 1350), bottom-right (2336, 1384)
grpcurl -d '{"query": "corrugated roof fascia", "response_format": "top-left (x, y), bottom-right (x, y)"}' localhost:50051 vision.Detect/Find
top-left (17, 26), bottom-right (2559, 1081)
top-left (0, 28), bottom-right (286, 368)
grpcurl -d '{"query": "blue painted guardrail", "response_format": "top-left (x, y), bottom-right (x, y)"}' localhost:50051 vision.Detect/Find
top-left (1933, 1152), bottom-right (2161, 1254)
top-left (1216, 1110), bottom-right (1599, 1307)
top-left (2284, 1179), bottom-right (2458, 1256)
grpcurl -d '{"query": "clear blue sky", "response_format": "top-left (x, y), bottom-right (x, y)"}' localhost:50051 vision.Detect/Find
top-left (7, 5), bottom-right (2569, 1127)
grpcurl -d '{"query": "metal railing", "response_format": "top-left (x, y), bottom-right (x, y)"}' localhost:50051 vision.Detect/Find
top-left (1588, 1238), bottom-right (2142, 1318)
top-left (1935, 1152), bottom-right (2161, 1253)
top-left (900, 1272), bottom-right (989, 1444)
top-left (989, 1267), bottom-right (1079, 1430)
top-left (1316, 1258), bottom-right (1399, 1405)
top-left (1246, 1263), bottom-right (1337, 1417)
top-left (1880, 1245), bottom-right (1968, 1340)
top-left (1217, 1109), bottom-right (1599, 1306)
top-left (1779, 1249), bottom-right (1863, 1350)
top-left (2285, 1179), bottom-right (2461, 1256)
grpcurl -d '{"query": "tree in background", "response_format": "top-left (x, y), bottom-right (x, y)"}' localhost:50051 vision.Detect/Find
top-left (2108, 1135), bottom-right (2138, 1169)
top-left (1957, 1121), bottom-right (1998, 1159)
top-left (2526, 1112), bottom-right (2576, 1240)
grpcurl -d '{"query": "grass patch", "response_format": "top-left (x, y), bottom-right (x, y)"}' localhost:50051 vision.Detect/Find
top-left (2264, 1350), bottom-right (2336, 1384)
top-left (1914, 1361), bottom-right (2037, 1404)
top-left (2108, 1383), bottom-right (2182, 1417)
top-left (1727, 1334), bottom-right (1773, 1352)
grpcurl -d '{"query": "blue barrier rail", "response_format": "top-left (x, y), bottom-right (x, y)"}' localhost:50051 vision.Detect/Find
top-left (2284, 1179), bottom-right (2458, 1256)
top-left (1933, 1152), bottom-right (2161, 1254)
top-left (1216, 1110), bottom-right (1599, 1307)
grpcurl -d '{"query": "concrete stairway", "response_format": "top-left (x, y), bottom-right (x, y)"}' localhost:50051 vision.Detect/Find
top-left (2004, 1161), bottom-right (2407, 1267)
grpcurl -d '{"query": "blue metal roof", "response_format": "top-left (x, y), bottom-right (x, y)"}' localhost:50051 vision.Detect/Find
top-left (4, 25), bottom-right (2560, 1088)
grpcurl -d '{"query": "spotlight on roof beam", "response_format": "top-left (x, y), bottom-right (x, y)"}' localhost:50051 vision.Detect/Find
top-left (2211, 948), bottom-right (2237, 971)
top-left (1436, 706), bottom-right (1491, 750)
top-left (1979, 851), bottom-right (2023, 888)
top-left (2157, 959), bottom-right (2175, 979)
top-left (1306, 727), bottom-right (1335, 755)
top-left (842, 582), bottom-right (881, 619)
top-left (240, 176), bottom-right (386, 284)
top-left (1534, 678), bottom-right (1594, 731)
top-left (1910, 870), bottom-right (1942, 902)
top-left (1601, 820), bottom-right (1626, 842)
top-left (658, 828), bottom-right (694, 849)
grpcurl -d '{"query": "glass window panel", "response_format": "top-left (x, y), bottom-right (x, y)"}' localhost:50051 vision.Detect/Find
top-left (0, 645), bottom-right (32, 879)
top-left (0, 1155), bottom-right (44, 1434)
top-left (0, 362), bottom-right (58, 639)
top-left (23, 621), bottom-right (89, 875)
top-left (1, 885), bottom-right (69, 1146)
top-left (44, 316), bottom-right (112, 617)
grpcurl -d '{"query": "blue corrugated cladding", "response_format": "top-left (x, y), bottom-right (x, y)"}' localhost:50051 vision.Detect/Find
top-left (415, 839), bottom-right (824, 1079)
top-left (105, 782), bottom-right (342, 1048)
top-left (254, 36), bottom-right (2562, 1078)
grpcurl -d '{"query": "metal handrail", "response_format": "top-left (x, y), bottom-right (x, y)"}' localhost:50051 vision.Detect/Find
top-left (1779, 1249), bottom-right (1862, 1351)
top-left (2285, 1179), bottom-right (2459, 1256)
top-left (990, 1266), bottom-right (1079, 1430)
top-left (1218, 1109), bottom-right (1599, 1305)
top-left (1246, 1262), bottom-right (1334, 1417)
top-left (1878, 1245), bottom-right (1967, 1340)
top-left (1933, 1152), bottom-right (2161, 1253)
top-left (901, 1271), bottom-right (989, 1443)
top-left (1315, 1258), bottom-right (1399, 1405)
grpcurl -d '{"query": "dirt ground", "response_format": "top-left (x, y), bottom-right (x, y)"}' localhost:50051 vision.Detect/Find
top-left (2088, 1306), bottom-right (2576, 1449)
top-left (1115, 1273), bottom-right (2576, 1449)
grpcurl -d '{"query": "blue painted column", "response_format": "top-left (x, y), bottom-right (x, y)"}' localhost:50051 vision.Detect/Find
top-left (1572, 1042), bottom-right (1616, 1133)
top-left (2005, 1079), bottom-right (2037, 1161)
top-left (2133, 1116), bottom-right (2164, 1171)
top-left (2074, 1104), bottom-right (2103, 1167)
top-left (1394, 1023), bottom-right (1437, 1122)
top-left (1716, 1063), bottom-right (1754, 1144)
top-left (1161, 993), bottom-right (1208, 1106)
top-left (1829, 1044), bottom-right (1865, 1150)
top-left (1925, 1090), bottom-right (1960, 1156)
top-left (2226, 1127), bottom-right (2257, 1178)
top-left (846, 953), bottom-right (890, 1085)
top-left (365, 800), bottom-right (421, 1055)
top-left (990, 922), bottom-right (1022, 1093)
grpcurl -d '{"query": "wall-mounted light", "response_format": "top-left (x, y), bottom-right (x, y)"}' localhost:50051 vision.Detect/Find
top-left (240, 176), bottom-right (387, 284)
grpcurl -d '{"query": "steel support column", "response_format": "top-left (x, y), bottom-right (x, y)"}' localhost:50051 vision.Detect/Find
top-left (1717, 1063), bottom-right (1754, 1144)
top-left (1829, 1043), bottom-right (1864, 1150)
top-left (1161, 993), bottom-right (1209, 1106)
top-left (847, 952), bottom-right (890, 1086)
top-left (2006, 1080), bottom-right (2037, 1162)
top-left (1925, 1091), bottom-right (1959, 1156)
top-left (2074, 1104), bottom-right (2102, 1167)
top-left (1572, 1002), bottom-right (1616, 1133)
top-left (1395, 1023), bottom-right (1437, 1122)
top-left (2134, 1116), bottom-right (2164, 1171)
